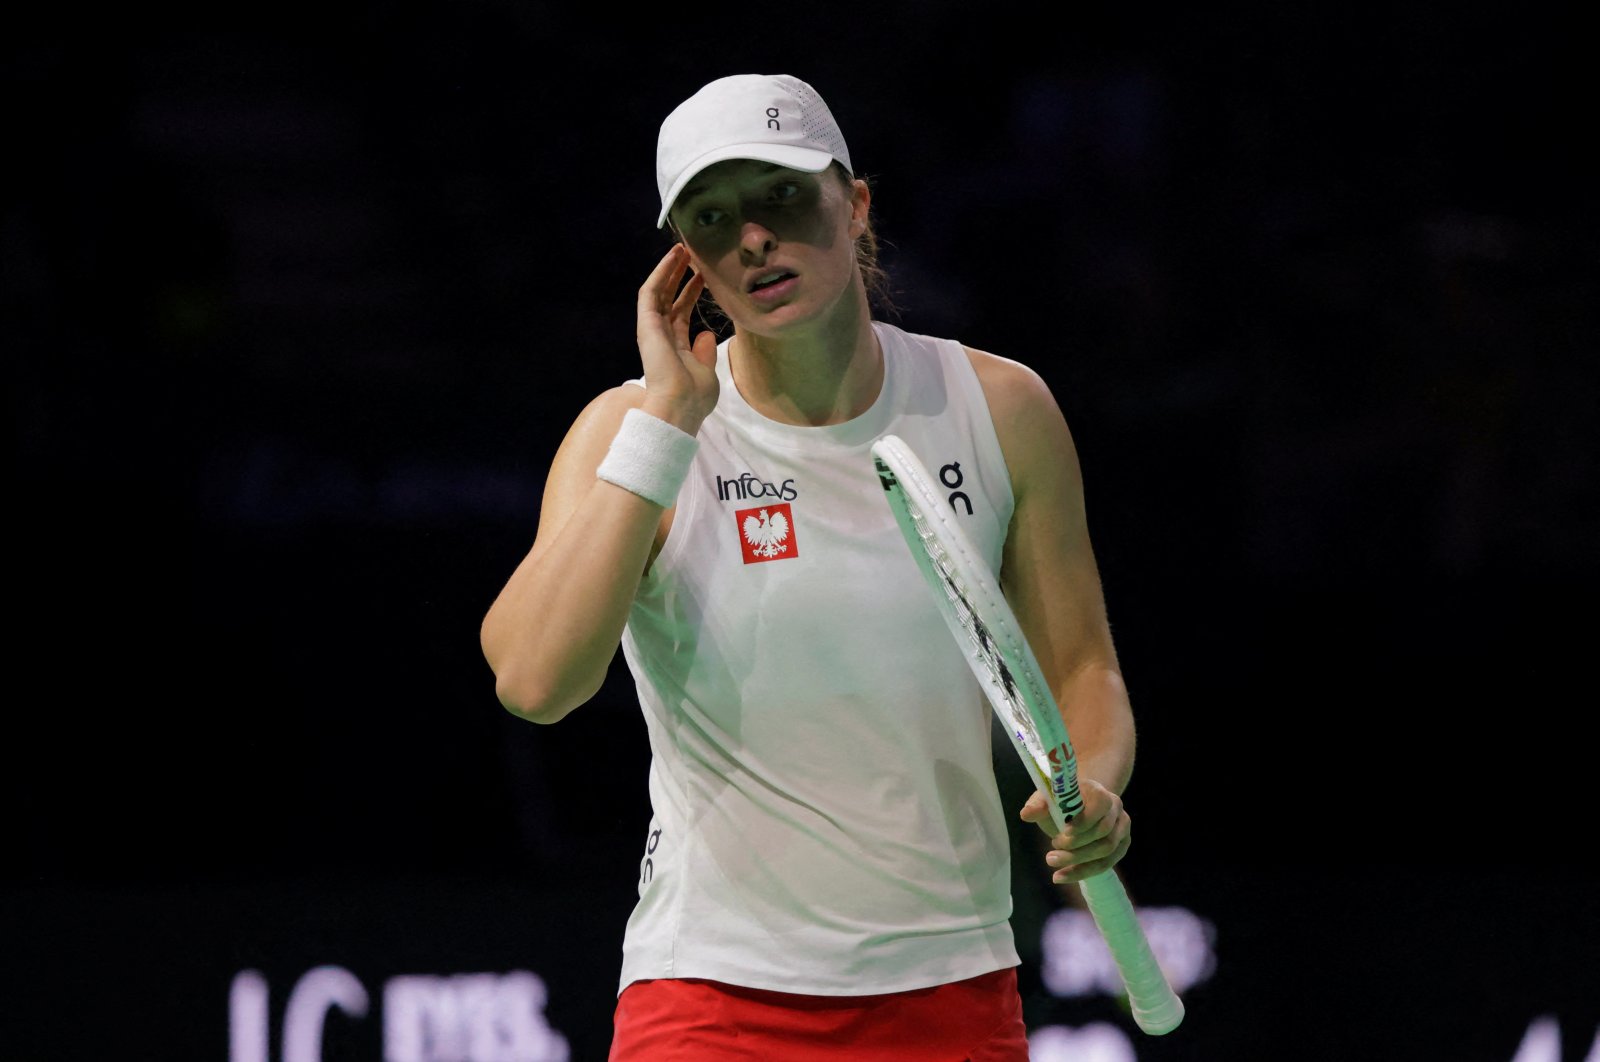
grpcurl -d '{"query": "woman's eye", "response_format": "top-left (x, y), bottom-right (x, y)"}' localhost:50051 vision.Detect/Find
top-left (771, 182), bottom-right (800, 201)
top-left (695, 208), bottom-right (726, 228)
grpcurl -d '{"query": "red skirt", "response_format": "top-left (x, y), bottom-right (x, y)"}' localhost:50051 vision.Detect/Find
top-left (609, 966), bottom-right (1029, 1061)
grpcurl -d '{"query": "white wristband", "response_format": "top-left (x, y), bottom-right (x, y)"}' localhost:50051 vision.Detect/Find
top-left (596, 407), bottom-right (699, 508)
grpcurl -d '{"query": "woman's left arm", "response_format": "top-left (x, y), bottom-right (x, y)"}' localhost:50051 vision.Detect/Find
top-left (968, 346), bottom-right (1137, 885)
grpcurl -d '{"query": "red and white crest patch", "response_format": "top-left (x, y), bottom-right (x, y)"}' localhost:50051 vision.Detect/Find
top-left (735, 503), bottom-right (798, 564)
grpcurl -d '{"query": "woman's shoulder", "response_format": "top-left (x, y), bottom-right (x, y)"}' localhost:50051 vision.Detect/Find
top-left (554, 382), bottom-right (651, 464)
top-left (957, 344), bottom-right (1078, 501)
top-left (959, 343), bottom-right (1059, 425)
top-left (578, 379), bottom-right (648, 421)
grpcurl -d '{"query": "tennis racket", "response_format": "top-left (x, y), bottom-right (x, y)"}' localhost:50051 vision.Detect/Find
top-left (871, 433), bottom-right (1185, 1036)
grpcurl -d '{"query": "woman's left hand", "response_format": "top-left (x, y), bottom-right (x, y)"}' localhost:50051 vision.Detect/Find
top-left (1018, 780), bottom-right (1131, 885)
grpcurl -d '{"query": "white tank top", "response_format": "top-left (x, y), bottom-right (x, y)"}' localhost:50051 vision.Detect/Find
top-left (617, 320), bottom-right (1019, 996)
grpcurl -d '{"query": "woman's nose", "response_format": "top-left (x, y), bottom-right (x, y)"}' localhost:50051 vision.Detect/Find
top-left (739, 222), bottom-right (777, 261)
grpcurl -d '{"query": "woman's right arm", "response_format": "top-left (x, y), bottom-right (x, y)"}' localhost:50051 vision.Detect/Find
top-left (479, 384), bottom-right (663, 723)
top-left (479, 244), bottom-right (718, 724)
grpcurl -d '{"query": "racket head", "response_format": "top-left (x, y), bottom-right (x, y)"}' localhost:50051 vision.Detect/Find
top-left (871, 433), bottom-right (1082, 832)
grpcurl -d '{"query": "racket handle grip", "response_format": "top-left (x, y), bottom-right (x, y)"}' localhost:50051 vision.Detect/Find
top-left (1079, 872), bottom-right (1186, 1035)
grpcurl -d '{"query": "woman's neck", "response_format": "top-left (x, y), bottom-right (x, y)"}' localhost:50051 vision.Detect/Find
top-left (728, 282), bottom-right (882, 426)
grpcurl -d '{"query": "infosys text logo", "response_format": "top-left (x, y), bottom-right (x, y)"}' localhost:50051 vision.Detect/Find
top-left (716, 471), bottom-right (797, 502)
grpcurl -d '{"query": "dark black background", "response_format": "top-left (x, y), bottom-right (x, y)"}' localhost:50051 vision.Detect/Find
top-left (6, 4), bottom-right (1596, 1058)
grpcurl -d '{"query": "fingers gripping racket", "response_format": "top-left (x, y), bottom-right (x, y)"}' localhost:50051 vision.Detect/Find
top-left (871, 434), bottom-right (1185, 1036)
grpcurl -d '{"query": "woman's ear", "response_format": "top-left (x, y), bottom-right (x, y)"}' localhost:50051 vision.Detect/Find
top-left (849, 178), bottom-right (871, 238)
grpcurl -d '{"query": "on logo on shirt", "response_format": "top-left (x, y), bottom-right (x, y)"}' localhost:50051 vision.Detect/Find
top-left (735, 503), bottom-right (798, 564)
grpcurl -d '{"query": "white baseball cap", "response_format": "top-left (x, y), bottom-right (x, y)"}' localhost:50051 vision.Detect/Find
top-left (655, 73), bottom-right (853, 229)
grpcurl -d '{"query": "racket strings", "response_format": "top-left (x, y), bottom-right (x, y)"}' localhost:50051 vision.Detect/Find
top-left (907, 502), bottom-right (1085, 824)
top-left (907, 508), bottom-right (1053, 763)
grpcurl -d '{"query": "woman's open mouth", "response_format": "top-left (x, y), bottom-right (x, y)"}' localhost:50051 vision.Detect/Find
top-left (748, 271), bottom-right (798, 303)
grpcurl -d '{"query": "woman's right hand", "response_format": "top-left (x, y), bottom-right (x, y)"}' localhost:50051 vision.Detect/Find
top-left (635, 243), bottom-right (720, 435)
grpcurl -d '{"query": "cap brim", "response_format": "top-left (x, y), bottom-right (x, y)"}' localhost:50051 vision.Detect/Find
top-left (657, 144), bottom-right (836, 229)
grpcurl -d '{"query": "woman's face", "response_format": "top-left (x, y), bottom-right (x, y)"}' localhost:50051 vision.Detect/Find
top-left (668, 159), bottom-right (869, 338)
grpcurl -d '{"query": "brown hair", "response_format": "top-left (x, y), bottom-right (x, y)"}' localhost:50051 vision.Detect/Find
top-left (666, 162), bottom-right (899, 335)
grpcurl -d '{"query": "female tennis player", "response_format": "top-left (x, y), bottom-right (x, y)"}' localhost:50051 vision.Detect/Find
top-left (480, 73), bottom-right (1139, 1061)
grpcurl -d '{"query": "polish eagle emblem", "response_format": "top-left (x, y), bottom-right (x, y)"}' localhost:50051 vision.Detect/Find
top-left (742, 508), bottom-right (790, 558)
